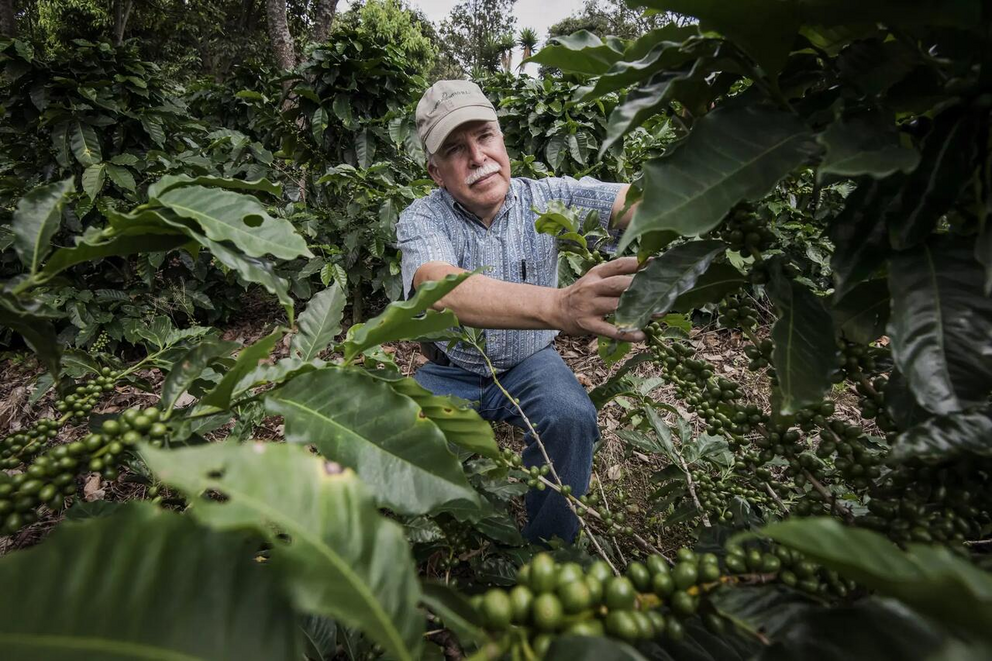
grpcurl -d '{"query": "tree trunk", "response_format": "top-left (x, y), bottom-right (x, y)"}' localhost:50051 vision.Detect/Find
top-left (113, 0), bottom-right (133, 45)
top-left (0, 0), bottom-right (16, 38)
top-left (311, 0), bottom-right (338, 44)
top-left (265, 0), bottom-right (296, 73)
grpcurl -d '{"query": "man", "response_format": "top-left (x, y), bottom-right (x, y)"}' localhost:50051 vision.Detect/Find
top-left (396, 80), bottom-right (643, 544)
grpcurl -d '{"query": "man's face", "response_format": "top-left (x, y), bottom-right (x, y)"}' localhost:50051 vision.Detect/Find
top-left (427, 120), bottom-right (511, 222)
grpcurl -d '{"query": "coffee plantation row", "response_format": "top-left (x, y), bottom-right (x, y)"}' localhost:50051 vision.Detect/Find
top-left (1, 1), bottom-right (991, 660)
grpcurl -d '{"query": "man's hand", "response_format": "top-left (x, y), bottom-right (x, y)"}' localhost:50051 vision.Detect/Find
top-left (552, 256), bottom-right (645, 342)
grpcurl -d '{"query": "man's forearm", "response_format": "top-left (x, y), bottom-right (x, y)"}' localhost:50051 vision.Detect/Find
top-left (414, 262), bottom-right (563, 329)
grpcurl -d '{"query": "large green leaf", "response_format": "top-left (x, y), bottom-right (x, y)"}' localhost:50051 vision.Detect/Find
top-left (143, 443), bottom-right (422, 661)
top-left (199, 329), bottom-right (284, 411)
top-left (828, 177), bottom-right (901, 299)
top-left (12, 178), bottom-right (73, 275)
top-left (890, 407), bottom-right (992, 464)
top-left (148, 174), bottom-right (282, 200)
top-left (0, 295), bottom-right (62, 379)
top-left (817, 116), bottom-right (920, 181)
top-left (885, 110), bottom-right (980, 250)
top-left (292, 284), bottom-right (346, 362)
top-left (0, 503), bottom-right (301, 660)
top-left (761, 517), bottom-right (992, 639)
top-left (265, 367), bottom-right (481, 516)
top-left (670, 262), bottom-right (747, 312)
top-left (364, 371), bottom-right (499, 459)
top-left (888, 236), bottom-right (992, 415)
top-left (160, 339), bottom-right (239, 413)
top-left (768, 264), bottom-right (838, 415)
top-left (618, 104), bottom-right (819, 252)
top-left (525, 30), bottom-right (626, 75)
top-left (831, 279), bottom-right (890, 345)
top-left (547, 636), bottom-right (648, 661)
top-left (106, 163), bottom-right (136, 192)
top-left (158, 185), bottom-right (311, 261)
top-left (70, 120), bottom-right (101, 166)
top-left (341, 272), bottom-right (469, 363)
top-left (633, 0), bottom-right (799, 77)
top-left (756, 598), bottom-right (946, 661)
top-left (615, 240), bottom-right (727, 329)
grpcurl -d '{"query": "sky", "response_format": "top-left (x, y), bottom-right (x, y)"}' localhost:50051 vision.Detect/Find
top-left (339, 0), bottom-right (586, 74)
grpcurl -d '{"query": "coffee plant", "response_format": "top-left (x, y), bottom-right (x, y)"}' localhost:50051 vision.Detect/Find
top-left (0, 1), bottom-right (991, 660)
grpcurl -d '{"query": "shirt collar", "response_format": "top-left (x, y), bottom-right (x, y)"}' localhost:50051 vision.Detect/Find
top-left (440, 180), bottom-right (518, 227)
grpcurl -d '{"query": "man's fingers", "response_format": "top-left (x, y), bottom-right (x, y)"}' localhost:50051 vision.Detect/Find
top-left (592, 274), bottom-right (634, 297)
top-left (589, 256), bottom-right (643, 277)
top-left (584, 318), bottom-right (646, 342)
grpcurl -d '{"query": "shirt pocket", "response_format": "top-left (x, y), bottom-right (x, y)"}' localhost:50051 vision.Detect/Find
top-left (523, 234), bottom-right (556, 287)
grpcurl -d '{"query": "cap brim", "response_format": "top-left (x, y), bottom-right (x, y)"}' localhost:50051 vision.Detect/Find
top-left (424, 105), bottom-right (499, 154)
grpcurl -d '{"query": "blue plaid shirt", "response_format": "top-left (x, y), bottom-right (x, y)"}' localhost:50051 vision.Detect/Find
top-left (396, 176), bottom-right (625, 375)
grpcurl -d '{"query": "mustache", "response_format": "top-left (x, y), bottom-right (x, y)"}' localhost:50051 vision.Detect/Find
top-left (465, 162), bottom-right (501, 186)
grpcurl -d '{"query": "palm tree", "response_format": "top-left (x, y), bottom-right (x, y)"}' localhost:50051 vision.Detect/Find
top-left (495, 33), bottom-right (516, 73)
top-left (518, 27), bottom-right (538, 72)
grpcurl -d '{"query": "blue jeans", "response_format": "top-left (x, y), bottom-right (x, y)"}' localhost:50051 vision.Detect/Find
top-left (414, 345), bottom-right (598, 544)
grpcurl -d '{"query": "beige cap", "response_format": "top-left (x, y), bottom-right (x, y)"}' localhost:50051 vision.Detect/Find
top-left (415, 80), bottom-right (498, 155)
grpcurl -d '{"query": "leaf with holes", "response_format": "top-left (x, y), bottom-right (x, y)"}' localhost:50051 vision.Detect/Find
top-left (158, 185), bottom-right (311, 261)
top-left (143, 443), bottom-right (421, 661)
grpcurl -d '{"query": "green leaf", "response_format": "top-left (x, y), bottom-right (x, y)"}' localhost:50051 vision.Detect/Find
top-left (341, 272), bottom-right (469, 363)
top-left (110, 153), bottom-right (139, 166)
top-left (292, 284), bottom-right (346, 362)
top-left (832, 279), bottom-right (890, 345)
top-left (50, 121), bottom-right (71, 168)
top-left (670, 262), bottom-right (746, 312)
top-left (70, 120), bottom-right (101, 166)
top-left (755, 598), bottom-right (946, 661)
top-left (355, 129), bottom-right (372, 169)
top-left (105, 163), bottom-right (136, 192)
top-left (158, 185), bottom-right (311, 261)
top-left (616, 240), bottom-right (727, 329)
top-left (885, 110), bottom-right (980, 251)
top-left (81, 164), bottom-right (106, 201)
top-left (761, 517), bottom-right (992, 639)
top-left (12, 178), bottom-right (73, 275)
top-left (160, 339), bottom-right (239, 413)
top-left (264, 367), bottom-right (481, 516)
top-left (633, 0), bottom-right (799, 77)
top-left (767, 263), bottom-right (838, 415)
top-left (141, 114), bottom-right (165, 146)
top-left (891, 407), bottom-right (992, 464)
top-left (547, 635), bottom-right (648, 661)
top-left (143, 444), bottom-right (421, 661)
top-left (619, 104), bottom-right (819, 252)
top-left (545, 134), bottom-right (567, 172)
top-left (577, 37), bottom-right (716, 102)
top-left (888, 235), bottom-right (992, 415)
top-left (0, 503), bottom-right (301, 660)
top-left (364, 371), bottom-right (499, 459)
top-left (525, 30), bottom-right (626, 75)
top-left (567, 133), bottom-right (589, 165)
top-left (312, 107), bottom-right (328, 144)
top-left (828, 177), bottom-right (900, 299)
top-left (148, 175), bottom-right (282, 200)
top-left (0, 295), bottom-right (62, 379)
top-left (333, 94), bottom-right (353, 127)
top-left (199, 329), bottom-right (284, 411)
top-left (817, 116), bottom-right (920, 181)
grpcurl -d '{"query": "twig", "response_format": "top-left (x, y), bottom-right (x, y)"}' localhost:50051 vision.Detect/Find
top-left (764, 482), bottom-right (788, 513)
top-left (964, 538), bottom-right (992, 547)
top-left (597, 479), bottom-right (626, 568)
top-left (471, 342), bottom-right (618, 574)
top-left (803, 469), bottom-right (855, 523)
top-left (677, 449), bottom-right (711, 528)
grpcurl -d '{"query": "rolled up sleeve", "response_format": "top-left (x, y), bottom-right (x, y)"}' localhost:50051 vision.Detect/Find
top-left (396, 206), bottom-right (459, 299)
